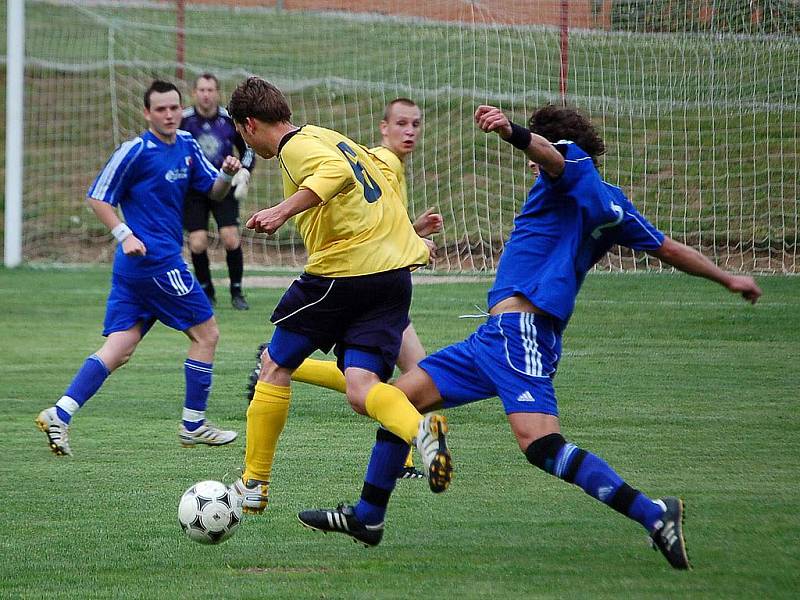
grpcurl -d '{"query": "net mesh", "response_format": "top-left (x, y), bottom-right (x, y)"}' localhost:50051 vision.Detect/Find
top-left (3, 0), bottom-right (799, 272)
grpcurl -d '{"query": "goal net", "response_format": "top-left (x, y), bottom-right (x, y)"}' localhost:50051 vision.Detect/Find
top-left (5, 0), bottom-right (799, 272)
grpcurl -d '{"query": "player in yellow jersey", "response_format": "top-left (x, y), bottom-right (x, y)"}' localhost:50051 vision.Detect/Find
top-left (226, 78), bottom-right (452, 523)
top-left (289, 98), bottom-right (442, 479)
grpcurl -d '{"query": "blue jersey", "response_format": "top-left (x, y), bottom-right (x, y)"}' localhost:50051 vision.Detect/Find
top-left (88, 130), bottom-right (219, 277)
top-left (180, 106), bottom-right (255, 171)
top-left (488, 141), bottom-right (665, 325)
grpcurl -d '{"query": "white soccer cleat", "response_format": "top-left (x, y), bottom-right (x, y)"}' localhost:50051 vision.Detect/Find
top-left (179, 422), bottom-right (238, 447)
top-left (229, 477), bottom-right (269, 514)
top-left (414, 414), bottom-right (453, 493)
top-left (35, 407), bottom-right (72, 456)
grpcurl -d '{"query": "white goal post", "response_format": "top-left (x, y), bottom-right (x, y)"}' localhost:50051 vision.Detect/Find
top-left (4, 0), bottom-right (25, 268)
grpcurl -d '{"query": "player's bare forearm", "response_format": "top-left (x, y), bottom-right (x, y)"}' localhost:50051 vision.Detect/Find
top-left (87, 197), bottom-right (146, 255)
top-left (209, 155), bottom-right (242, 201)
top-left (474, 105), bottom-right (564, 177)
top-left (246, 188), bottom-right (322, 235)
top-left (88, 197), bottom-right (123, 230)
top-left (649, 236), bottom-right (762, 303)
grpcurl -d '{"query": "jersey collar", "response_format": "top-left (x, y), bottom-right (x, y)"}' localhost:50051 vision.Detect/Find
top-left (277, 125), bottom-right (304, 155)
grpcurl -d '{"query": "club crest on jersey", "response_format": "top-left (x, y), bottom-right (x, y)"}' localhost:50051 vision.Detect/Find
top-left (185, 156), bottom-right (193, 167)
top-left (198, 133), bottom-right (222, 162)
top-left (165, 167), bottom-right (189, 182)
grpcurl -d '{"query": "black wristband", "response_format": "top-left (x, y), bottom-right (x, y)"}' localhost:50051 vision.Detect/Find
top-left (505, 122), bottom-right (532, 151)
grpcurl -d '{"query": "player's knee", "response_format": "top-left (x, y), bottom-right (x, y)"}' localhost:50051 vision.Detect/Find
top-left (222, 235), bottom-right (240, 251)
top-left (188, 233), bottom-right (209, 254)
top-left (194, 321), bottom-right (219, 349)
top-left (524, 432), bottom-right (566, 473)
top-left (345, 389), bottom-right (368, 415)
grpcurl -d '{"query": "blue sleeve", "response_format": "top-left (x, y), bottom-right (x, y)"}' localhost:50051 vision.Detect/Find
top-left (87, 138), bottom-right (144, 205)
top-left (187, 135), bottom-right (218, 194)
top-left (542, 142), bottom-right (597, 193)
top-left (542, 143), bottom-right (629, 235)
top-left (612, 198), bottom-right (665, 251)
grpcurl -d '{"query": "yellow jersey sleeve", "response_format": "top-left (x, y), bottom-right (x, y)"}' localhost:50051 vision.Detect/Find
top-left (277, 125), bottom-right (429, 277)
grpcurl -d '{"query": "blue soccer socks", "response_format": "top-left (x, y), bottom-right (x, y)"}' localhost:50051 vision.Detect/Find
top-left (526, 433), bottom-right (664, 532)
top-left (354, 428), bottom-right (410, 526)
top-left (55, 354), bottom-right (110, 423)
top-left (183, 359), bottom-right (213, 431)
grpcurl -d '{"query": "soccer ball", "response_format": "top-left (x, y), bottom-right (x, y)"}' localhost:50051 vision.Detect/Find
top-left (178, 480), bottom-right (242, 545)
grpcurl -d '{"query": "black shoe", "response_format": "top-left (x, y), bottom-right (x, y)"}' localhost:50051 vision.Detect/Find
top-left (298, 504), bottom-right (384, 547)
top-left (650, 497), bottom-right (691, 570)
top-left (231, 294), bottom-right (249, 311)
top-left (246, 367), bottom-right (259, 402)
top-left (397, 466), bottom-right (425, 480)
top-left (246, 343), bottom-right (269, 402)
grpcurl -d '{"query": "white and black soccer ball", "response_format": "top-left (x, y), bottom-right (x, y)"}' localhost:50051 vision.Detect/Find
top-left (178, 480), bottom-right (242, 545)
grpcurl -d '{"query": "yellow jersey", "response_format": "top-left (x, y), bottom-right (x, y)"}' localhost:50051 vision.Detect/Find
top-left (278, 125), bottom-right (429, 277)
top-left (370, 145), bottom-right (408, 210)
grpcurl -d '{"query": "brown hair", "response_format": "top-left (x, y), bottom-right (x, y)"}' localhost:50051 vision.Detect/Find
top-left (227, 77), bottom-right (292, 125)
top-left (193, 72), bottom-right (219, 90)
top-left (528, 105), bottom-right (606, 165)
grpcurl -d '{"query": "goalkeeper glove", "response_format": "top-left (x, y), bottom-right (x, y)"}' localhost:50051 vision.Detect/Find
top-left (232, 169), bottom-right (251, 201)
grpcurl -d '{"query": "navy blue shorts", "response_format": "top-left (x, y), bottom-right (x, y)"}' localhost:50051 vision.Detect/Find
top-left (269, 269), bottom-right (412, 380)
top-left (103, 265), bottom-right (214, 337)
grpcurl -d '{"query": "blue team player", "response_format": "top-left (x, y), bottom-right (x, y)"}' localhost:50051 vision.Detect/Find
top-left (298, 104), bottom-right (763, 569)
top-left (181, 73), bottom-right (256, 310)
top-left (35, 80), bottom-right (243, 456)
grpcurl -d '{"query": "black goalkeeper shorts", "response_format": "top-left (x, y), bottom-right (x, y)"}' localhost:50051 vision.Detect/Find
top-left (184, 188), bottom-right (240, 232)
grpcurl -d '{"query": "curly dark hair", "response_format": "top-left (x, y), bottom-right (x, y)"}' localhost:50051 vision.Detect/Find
top-left (528, 105), bottom-right (606, 165)
top-left (228, 77), bottom-right (292, 125)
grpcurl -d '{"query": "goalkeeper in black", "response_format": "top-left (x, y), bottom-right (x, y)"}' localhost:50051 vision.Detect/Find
top-left (181, 72), bottom-right (255, 310)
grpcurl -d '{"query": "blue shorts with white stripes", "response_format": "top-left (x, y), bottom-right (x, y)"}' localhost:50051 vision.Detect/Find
top-left (419, 312), bottom-right (562, 416)
top-left (102, 264), bottom-right (214, 336)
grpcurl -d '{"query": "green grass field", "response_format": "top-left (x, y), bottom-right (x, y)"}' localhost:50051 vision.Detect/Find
top-left (1, 267), bottom-right (798, 598)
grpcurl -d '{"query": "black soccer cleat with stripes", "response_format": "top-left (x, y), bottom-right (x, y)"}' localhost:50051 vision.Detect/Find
top-left (650, 496), bottom-right (691, 570)
top-left (297, 504), bottom-right (384, 547)
top-left (246, 342), bottom-right (269, 402)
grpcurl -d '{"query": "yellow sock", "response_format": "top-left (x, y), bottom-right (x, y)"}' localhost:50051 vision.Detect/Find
top-left (292, 358), bottom-right (346, 393)
top-left (364, 382), bottom-right (421, 444)
top-left (404, 449), bottom-right (415, 468)
top-left (244, 381), bottom-right (291, 483)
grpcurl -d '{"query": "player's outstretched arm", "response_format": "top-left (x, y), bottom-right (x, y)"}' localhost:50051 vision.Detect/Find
top-left (474, 105), bottom-right (564, 177)
top-left (209, 155), bottom-right (242, 201)
top-left (246, 188), bottom-right (322, 235)
top-left (648, 236), bottom-right (762, 304)
top-left (87, 198), bottom-right (146, 256)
